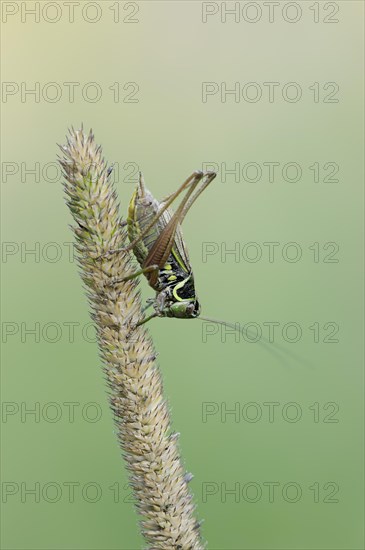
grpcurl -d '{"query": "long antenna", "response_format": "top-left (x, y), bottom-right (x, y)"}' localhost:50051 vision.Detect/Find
top-left (133, 306), bottom-right (313, 369)
top-left (197, 316), bottom-right (313, 369)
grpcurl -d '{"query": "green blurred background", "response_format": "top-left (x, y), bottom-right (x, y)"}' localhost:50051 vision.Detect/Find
top-left (1, 1), bottom-right (364, 548)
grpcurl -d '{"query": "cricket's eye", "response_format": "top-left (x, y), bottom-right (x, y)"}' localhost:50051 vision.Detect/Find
top-left (192, 300), bottom-right (201, 317)
top-left (186, 303), bottom-right (195, 315)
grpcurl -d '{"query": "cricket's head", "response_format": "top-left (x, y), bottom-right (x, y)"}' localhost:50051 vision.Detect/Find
top-left (166, 298), bottom-right (201, 319)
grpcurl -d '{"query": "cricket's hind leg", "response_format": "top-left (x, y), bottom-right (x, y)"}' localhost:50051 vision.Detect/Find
top-left (97, 169), bottom-right (215, 262)
top-left (159, 170), bottom-right (204, 205)
top-left (124, 170), bottom-right (206, 253)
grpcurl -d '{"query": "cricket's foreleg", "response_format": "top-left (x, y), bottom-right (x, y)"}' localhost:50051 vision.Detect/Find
top-left (109, 264), bottom-right (159, 285)
top-left (120, 296), bottom-right (155, 328)
top-left (142, 299), bottom-right (154, 312)
top-left (135, 312), bottom-right (158, 327)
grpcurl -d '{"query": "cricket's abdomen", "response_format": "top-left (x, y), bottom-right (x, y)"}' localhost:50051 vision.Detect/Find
top-left (127, 186), bottom-right (161, 268)
top-left (127, 181), bottom-right (172, 291)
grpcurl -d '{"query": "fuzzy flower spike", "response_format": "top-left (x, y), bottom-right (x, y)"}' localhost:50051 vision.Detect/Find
top-left (58, 127), bottom-right (204, 549)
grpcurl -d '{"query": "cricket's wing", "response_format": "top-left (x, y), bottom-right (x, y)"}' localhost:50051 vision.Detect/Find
top-left (143, 206), bottom-right (191, 276)
top-left (159, 208), bottom-right (191, 274)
